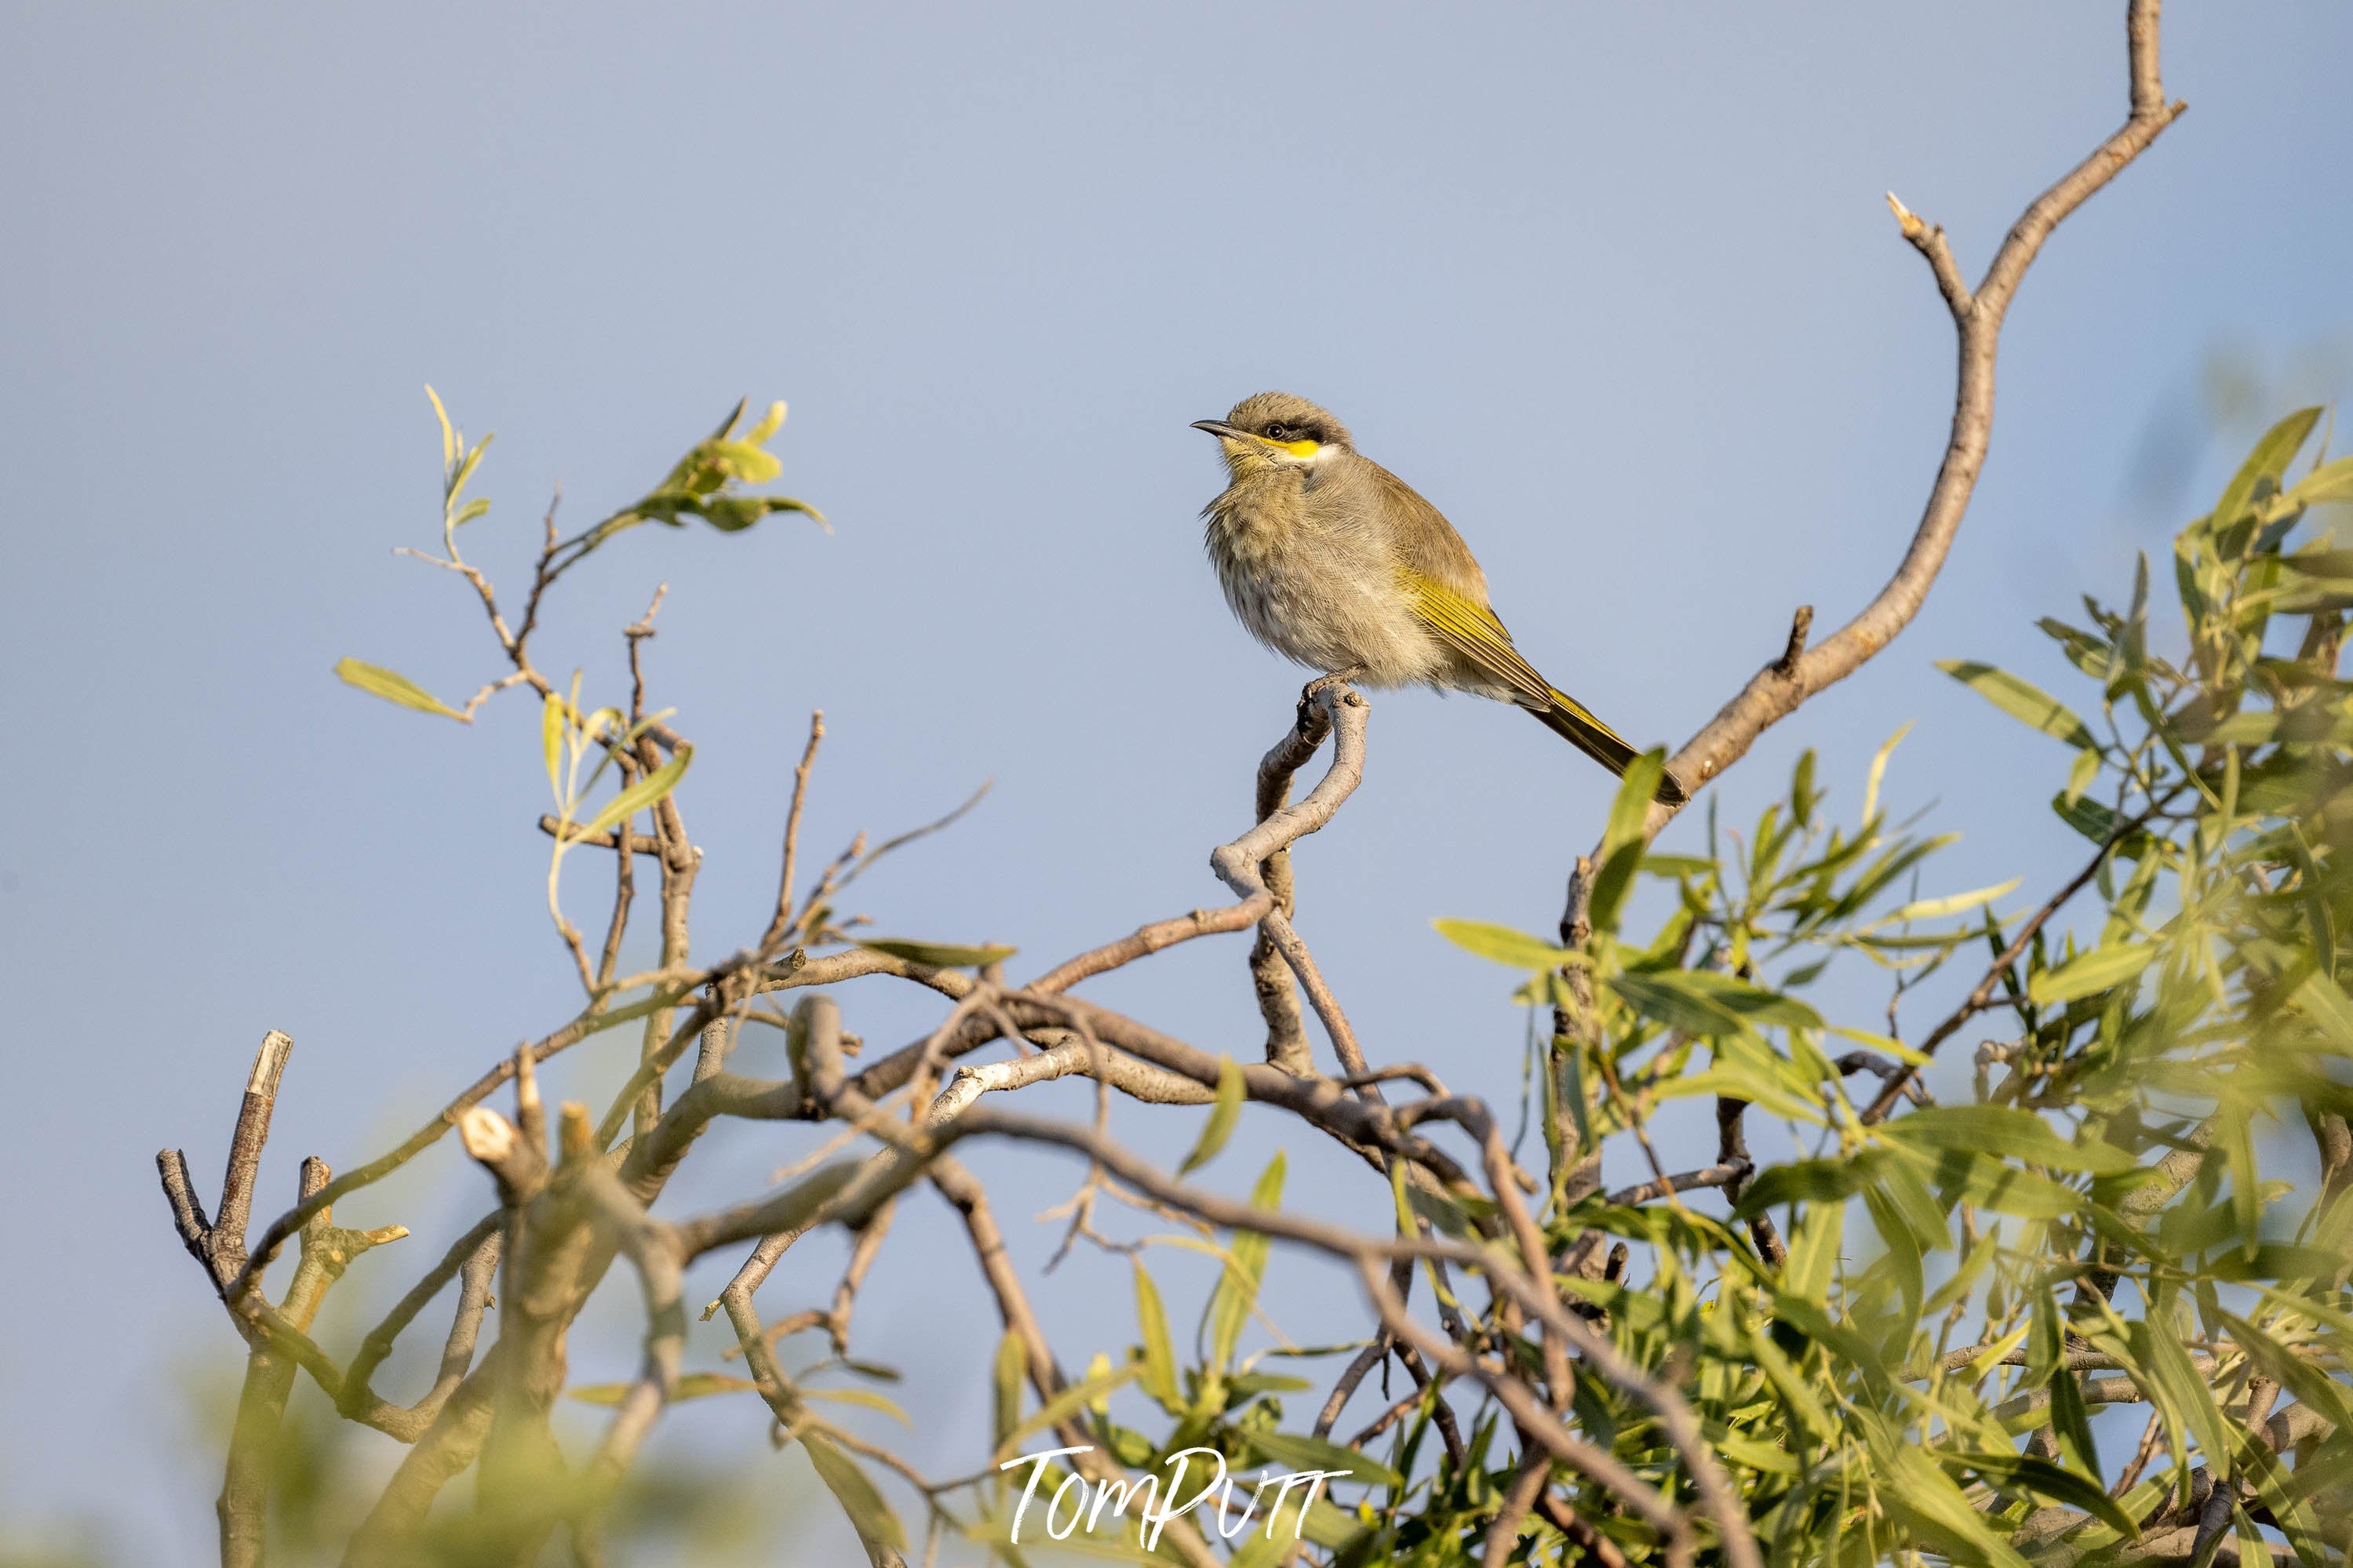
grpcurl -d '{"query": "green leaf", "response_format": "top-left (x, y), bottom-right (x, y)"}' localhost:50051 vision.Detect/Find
top-left (854, 937), bottom-right (1018, 970)
top-left (1609, 969), bottom-right (1822, 1037)
top-left (1586, 749), bottom-right (1666, 934)
top-left (577, 743), bottom-right (692, 839)
top-left (1208, 1152), bottom-right (1285, 1373)
top-left (1747, 1325), bottom-right (1836, 1442)
top-left (2289, 970), bottom-right (2353, 1055)
top-left (1790, 747), bottom-right (1819, 828)
top-left (991, 1328), bottom-right (1025, 1446)
top-left (1930, 1148), bottom-right (2085, 1220)
top-left (2135, 1312), bottom-right (2232, 1468)
top-left (1881, 1442), bottom-right (2033, 1568)
top-left (1883, 1104), bottom-right (2140, 1176)
top-left (333, 657), bottom-right (464, 720)
top-left (1734, 1154), bottom-right (1873, 1217)
top-left (1431, 919), bottom-right (1571, 971)
top-left (745, 399), bottom-right (788, 446)
top-left (708, 438), bottom-right (783, 484)
top-left (2063, 745), bottom-right (2101, 806)
top-left (2289, 453), bottom-right (2353, 507)
top-left (2214, 406), bottom-right (2321, 522)
top-left (447, 433), bottom-right (490, 500)
top-left (798, 1386), bottom-right (913, 1427)
top-left (1132, 1264), bottom-right (1179, 1411)
top-left (800, 1429), bottom-right (906, 1551)
top-left (1785, 1200), bottom-right (1843, 1301)
top-left (1404, 1184), bottom-right (1479, 1241)
top-left (426, 385), bottom-right (457, 472)
top-left (996, 1359), bottom-right (1138, 1457)
top-left (1944, 1450), bottom-right (2137, 1537)
top-left (1878, 879), bottom-right (2022, 925)
top-left (541, 692), bottom-right (565, 799)
top-left (1863, 722), bottom-right (1912, 825)
top-left (1179, 1055), bottom-right (1246, 1177)
top-left (1936, 660), bottom-right (2097, 749)
top-left (2026, 941), bottom-right (2157, 1006)
top-left (1243, 1429), bottom-right (1402, 1488)
top-left (570, 1371), bottom-right (753, 1405)
top-left (699, 493), bottom-right (823, 533)
top-left (2215, 1308), bottom-right (2353, 1435)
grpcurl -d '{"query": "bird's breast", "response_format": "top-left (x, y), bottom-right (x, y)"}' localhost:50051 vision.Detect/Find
top-left (1202, 474), bottom-right (1438, 686)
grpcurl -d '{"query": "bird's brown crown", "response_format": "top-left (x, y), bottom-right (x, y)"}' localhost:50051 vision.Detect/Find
top-left (1222, 391), bottom-right (1353, 452)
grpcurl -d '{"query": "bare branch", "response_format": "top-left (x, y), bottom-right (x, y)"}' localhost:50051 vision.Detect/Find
top-left (1643, 0), bottom-right (2182, 820)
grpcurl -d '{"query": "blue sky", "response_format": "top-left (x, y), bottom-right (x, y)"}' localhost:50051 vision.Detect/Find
top-left (3, 4), bottom-right (2350, 1561)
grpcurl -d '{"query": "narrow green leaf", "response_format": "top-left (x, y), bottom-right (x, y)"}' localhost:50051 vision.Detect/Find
top-left (334, 657), bottom-right (464, 720)
top-left (745, 399), bottom-right (788, 445)
top-left (570, 1371), bottom-right (754, 1406)
top-left (2289, 970), bottom-right (2353, 1054)
top-left (2214, 406), bottom-right (2321, 522)
top-left (2289, 453), bottom-right (2353, 507)
top-left (1735, 1155), bottom-right (1873, 1217)
top-left (855, 937), bottom-right (1018, 970)
top-left (1404, 1184), bottom-right (1477, 1241)
top-left (1945, 1450), bottom-right (2136, 1537)
top-left (1178, 1055), bottom-right (1246, 1176)
top-left (799, 1386), bottom-right (913, 1427)
top-left (541, 692), bottom-right (565, 799)
top-left (1784, 1201), bottom-right (1844, 1300)
top-left (2135, 1314), bottom-right (2231, 1468)
top-left (1208, 1153), bottom-right (1285, 1373)
top-left (1790, 748), bottom-right (1819, 828)
top-left (1244, 1429), bottom-right (1402, 1488)
top-left (2027, 941), bottom-right (2157, 1006)
top-left (991, 1328), bottom-right (1025, 1446)
top-left (447, 434), bottom-right (490, 500)
top-left (1747, 1326), bottom-right (1836, 1442)
top-left (1430, 919), bottom-right (1570, 971)
top-left (1610, 969), bottom-right (1822, 1036)
top-left (1881, 1443), bottom-right (2033, 1568)
top-left (1863, 721), bottom-right (1912, 825)
top-left (2214, 1308), bottom-right (2353, 1435)
top-left (1586, 749), bottom-right (1666, 934)
top-left (800, 1430), bottom-right (906, 1551)
top-left (1884, 1104), bottom-right (2140, 1176)
top-left (1936, 660), bottom-right (2097, 749)
top-left (1878, 878), bottom-right (2023, 924)
top-left (578, 743), bottom-right (692, 839)
top-left (997, 1360), bottom-right (1138, 1456)
top-left (2063, 746), bottom-right (2101, 806)
top-left (425, 384), bottom-right (456, 473)
top-left (1133, 1264), bottom-right (1179, 1411)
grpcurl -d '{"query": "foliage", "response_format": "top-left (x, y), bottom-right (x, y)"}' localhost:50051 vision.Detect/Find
top-left (162, 397), bottom-right (2353, 1568)
top-left (1400, 409), bottom-right (2353, 1563)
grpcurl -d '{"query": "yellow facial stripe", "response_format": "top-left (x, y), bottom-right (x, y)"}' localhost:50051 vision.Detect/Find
top-left (1277, 438), bottom-right (1320, 458)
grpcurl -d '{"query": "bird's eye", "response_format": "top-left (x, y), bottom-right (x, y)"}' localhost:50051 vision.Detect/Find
top-left (1266, 424), bottom-right (1289, 439)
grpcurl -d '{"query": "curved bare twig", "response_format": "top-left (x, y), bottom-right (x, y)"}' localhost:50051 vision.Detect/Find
top-left (1645, 0), bottom-right (2183, 828)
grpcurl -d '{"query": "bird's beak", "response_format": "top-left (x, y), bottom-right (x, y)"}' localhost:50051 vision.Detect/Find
top-left (1190, 420), bottom-right (1243, 440)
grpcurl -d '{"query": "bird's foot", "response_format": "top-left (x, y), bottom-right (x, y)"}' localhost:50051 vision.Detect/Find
top-left (1296, 668), bottom-right (1366, 729)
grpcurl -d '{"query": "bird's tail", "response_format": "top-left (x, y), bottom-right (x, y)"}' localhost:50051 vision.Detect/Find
top-left (1528, 687), bottom-right (1688, 806)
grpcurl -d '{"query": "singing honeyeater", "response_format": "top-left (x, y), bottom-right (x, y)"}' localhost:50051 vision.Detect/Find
top-left (1193, 391), bottom-right (1686, 805)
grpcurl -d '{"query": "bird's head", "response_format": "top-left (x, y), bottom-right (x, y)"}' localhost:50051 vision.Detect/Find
top-left (1192, 391), bottom-right (1353, 478)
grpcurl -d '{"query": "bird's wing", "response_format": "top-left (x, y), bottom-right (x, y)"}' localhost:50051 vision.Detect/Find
top-left (1363, 462), bottom-right (1554, 706)
top-left (1399, 567), bottom-right (1553, 708)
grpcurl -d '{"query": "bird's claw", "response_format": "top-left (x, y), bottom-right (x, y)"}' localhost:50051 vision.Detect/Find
top-left (1297, 668), bottom-right (1364, 726)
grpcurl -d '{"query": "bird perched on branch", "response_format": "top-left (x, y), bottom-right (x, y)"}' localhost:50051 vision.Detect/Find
top-left (1193, 391), bottom-right (1686, 804)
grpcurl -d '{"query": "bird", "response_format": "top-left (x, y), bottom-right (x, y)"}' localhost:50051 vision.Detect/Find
top-left (1193, 390), bottom-right (1686, 805)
